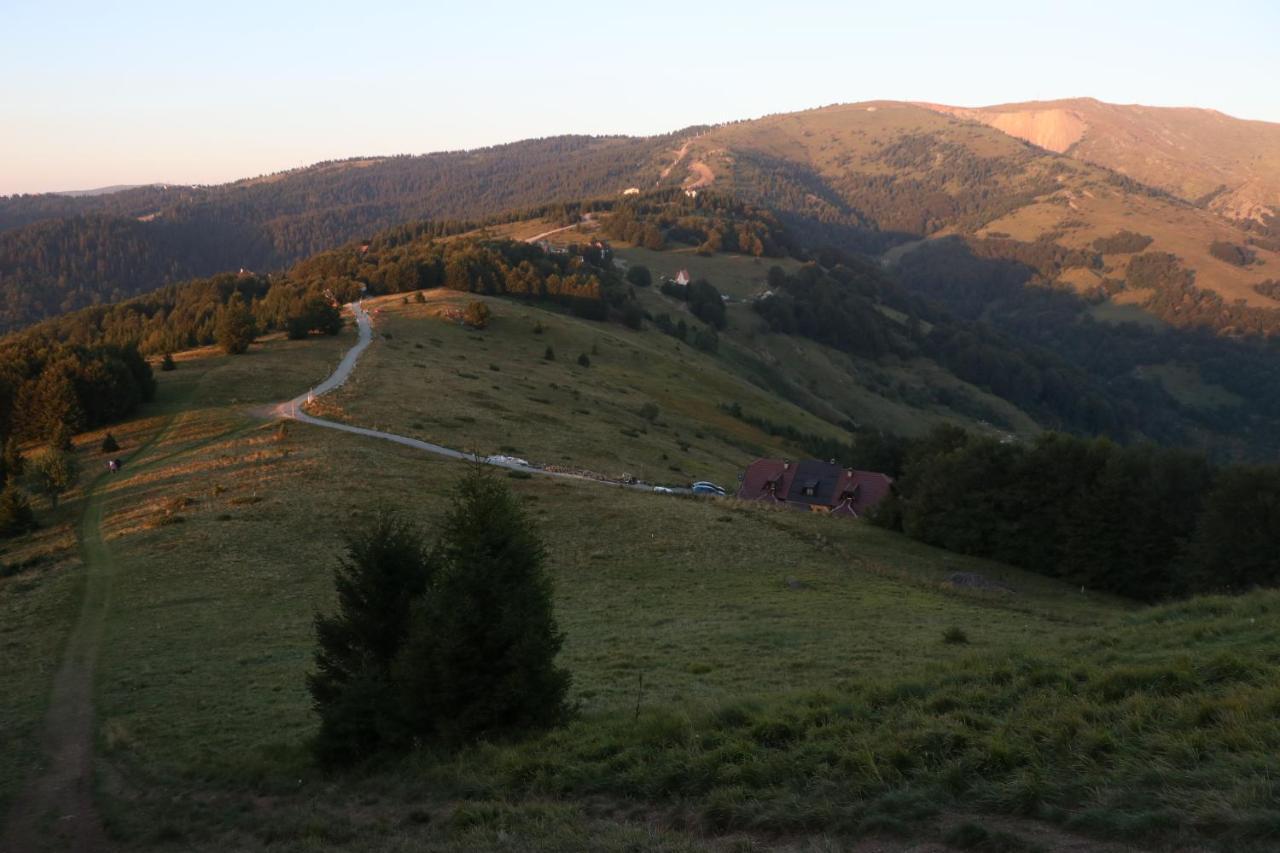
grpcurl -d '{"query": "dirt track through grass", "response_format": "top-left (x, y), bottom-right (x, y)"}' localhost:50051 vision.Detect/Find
top-left (1, 396), bottom-right (192, 852)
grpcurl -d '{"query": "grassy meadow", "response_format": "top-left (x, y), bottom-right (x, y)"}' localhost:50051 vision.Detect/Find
top-left (3, 298), bottom-right (1279, 850)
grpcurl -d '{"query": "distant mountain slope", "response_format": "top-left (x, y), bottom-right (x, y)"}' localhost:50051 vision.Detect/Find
top-left (6, 99), bottom-right (1280, 337)
top-left (0, 134), bottom-right (686, 331)
top-left (919, 98), bottom-right (1280, 224)
top-left (671, 101), bottom-right (1280, 334)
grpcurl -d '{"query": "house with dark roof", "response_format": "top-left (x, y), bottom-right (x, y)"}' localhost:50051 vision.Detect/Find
top-left (736, 458), bottom-right (892, 518)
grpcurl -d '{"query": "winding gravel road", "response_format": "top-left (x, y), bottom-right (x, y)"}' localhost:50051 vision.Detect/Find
top-left (274, 303), bottom-right (679, 491)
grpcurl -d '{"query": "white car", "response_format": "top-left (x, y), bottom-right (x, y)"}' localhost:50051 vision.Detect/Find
top-left (653, 486), bottom-right (676, 495)
top-left (486, 455), bottom-right (531, 468)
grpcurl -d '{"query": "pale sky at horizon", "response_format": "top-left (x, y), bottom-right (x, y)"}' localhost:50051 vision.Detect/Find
top-left (3, 0), bottom-right (1277, 195)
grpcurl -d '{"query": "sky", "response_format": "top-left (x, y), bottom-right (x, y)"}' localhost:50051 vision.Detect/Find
top-left (3, 0), bottom-right (1278, 195)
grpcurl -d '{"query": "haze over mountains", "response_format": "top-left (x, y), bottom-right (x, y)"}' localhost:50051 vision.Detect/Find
top-left (1, 97), bottom-right (1278, 337)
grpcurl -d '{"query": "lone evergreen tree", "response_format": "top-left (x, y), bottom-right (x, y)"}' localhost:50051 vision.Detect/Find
top-left (161, 352), bottom-right (177, 372)
top-left (215, 292), bottom-right (257, 355)
top-left (397, 467), bottom-right (570, 743)
top-left (308, 510), bottom-right (437, 765)
top-left (101, 432), bottom-right (120, 453)
top-left (543, 346), bottom-right (555, 361)
top-left (0, 486), bottom-right (37, 538)
top-left (576, 352), bottom-right (590, 367)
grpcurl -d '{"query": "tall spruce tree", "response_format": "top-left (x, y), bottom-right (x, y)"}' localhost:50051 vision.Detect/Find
top-left (397, 467), bottom-right (570, 743)
top-left (308, 510), bottom-right (436, 765)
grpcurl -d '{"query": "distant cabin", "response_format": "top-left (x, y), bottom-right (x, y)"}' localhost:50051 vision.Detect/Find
top-left (622, 187), bottom-right (641, 195)
top-left (674, 269), bottom-right (691, 286)
top-left (736, 459), bottom-right (892, 518)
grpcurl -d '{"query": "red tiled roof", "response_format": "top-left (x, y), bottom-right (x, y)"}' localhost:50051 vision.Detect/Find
top-left (736, 458), bottom-right (892, 517)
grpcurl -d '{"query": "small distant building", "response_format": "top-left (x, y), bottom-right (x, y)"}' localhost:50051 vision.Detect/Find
top-left (736, 458), bottom-right (892, 518)
top-left (674, 269), bottom-right (691, 286)
top-left (622, 187), bottom-right (641, 195)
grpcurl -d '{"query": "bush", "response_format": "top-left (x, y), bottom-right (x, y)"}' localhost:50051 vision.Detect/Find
top-left (543, 346), bottom-right (555, 361)
top-left (1209, 241), bottom-right (1256, 267)
top-left (626, 265), bottom-right (652, 287)
top-left (638, 402), bottom-right (660, 421)
top-left (464, 301), bottom-right (492, 329)
top-left (943, 626), bottom-right (969, 645)
top-left (161, 353), bottom-right (177, 372)
top-left (285, 313), bottom-right (313, 340)
top-left (1092, 231), bottom-right (1153, 254)
top-left (101, 433), bottom-right (119, 453)
top-left (0, 486), bottom-right (37, 538)
top-left (577, 353), bottom-right (590, 367)
top-left (414, 291), bottom-right (427, 303)
top-left (687, 279), bottom-right (727, 329)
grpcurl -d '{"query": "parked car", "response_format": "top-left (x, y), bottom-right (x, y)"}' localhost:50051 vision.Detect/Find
top-left (690, 481), bottom-right (726, 496)
top-left (653, 486), bottom-right (676, 495)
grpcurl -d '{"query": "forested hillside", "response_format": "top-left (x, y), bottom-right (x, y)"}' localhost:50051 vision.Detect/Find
top-left (0, 134), bottom-right (683, 331)
top-left (7, 100), bottom-right (1280, 341)
top-left (685, 102), bottom-right (1280, 335)
top-left (16, 189), bottom-right (1280, 464)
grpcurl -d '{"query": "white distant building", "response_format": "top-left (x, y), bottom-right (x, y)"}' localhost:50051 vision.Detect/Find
top-left (622, 187), bottom-right (640, 195)
top-left (674, 269), bottom-right (691, 286)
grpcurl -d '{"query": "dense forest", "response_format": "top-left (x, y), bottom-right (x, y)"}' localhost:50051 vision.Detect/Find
top-left (874, 427), bottom-right (1280, 601)
top-left (893, 238), bottom-right (1280, 456)
top-left (602, 190), bottom-right (798, 258)
top-left (752, 254), bottom-right (1166, 439)
top-left (0, 134), bottom-right (687, 331)
top-left (0, 339), bottom-right (155, 446)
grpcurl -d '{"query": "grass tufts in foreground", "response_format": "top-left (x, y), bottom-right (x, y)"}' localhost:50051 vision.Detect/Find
top-left (420, 593), bottom-right (1280, 849)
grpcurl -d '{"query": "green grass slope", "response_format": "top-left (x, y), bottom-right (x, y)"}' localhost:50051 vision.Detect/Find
top-left (1, 311), bottom-right (1277, 850)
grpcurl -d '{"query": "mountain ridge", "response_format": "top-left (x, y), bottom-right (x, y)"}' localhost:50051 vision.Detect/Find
top-left (2, 99), bottom-right (1280, 336)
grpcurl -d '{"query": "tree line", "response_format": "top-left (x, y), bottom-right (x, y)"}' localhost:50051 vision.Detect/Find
top-left (873, 427), bottom-right (1280, 600)
top-left (0, 338), bottom-right (155, 443)
top-left (0, 134), bottom-right (687, 331)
